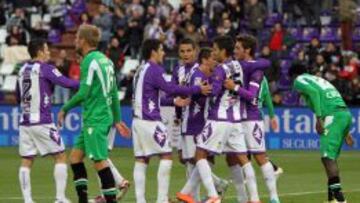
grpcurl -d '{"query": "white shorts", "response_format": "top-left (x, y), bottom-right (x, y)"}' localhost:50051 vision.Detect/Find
top-left (196, 120), bottom-right (234, 154)
top-left (132, 119), bottom-right (172, 158)
top-left (222, 123), bottom-right (247, 154)
top-left (243, 120), bottom-right (266, 153)
top-left (160, 106), bottom-right (181, 148)
top-left (19, 124), bottom-right (65, 157)
top-left (180, 135), bottom-right (196, 160)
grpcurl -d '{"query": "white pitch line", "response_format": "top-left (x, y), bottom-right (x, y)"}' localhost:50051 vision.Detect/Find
top-left (1, 189), bottom-right (360, 201)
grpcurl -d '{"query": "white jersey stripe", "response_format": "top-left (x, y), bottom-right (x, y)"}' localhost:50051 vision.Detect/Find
top-left (250, 81), bottom-right (260, 88)
top-left (133, 63), bottom-right (150, 119)
top-left (29, 63), bottom-right (40, 123)
top-left (86, 60), bottom-right (97, 85)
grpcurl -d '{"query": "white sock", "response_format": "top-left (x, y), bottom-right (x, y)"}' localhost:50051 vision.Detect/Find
top-left (209, 161), bottom-right (222, 187)
top-left (181, 166), bottom-right (201, 194)
top-left (107, 158), bottom-right (124, 186)
top-left (196, 159), bottom-right (218, 197)
top-left (19, 167), bottom-right (32, 202)
top-left (230, 165), bottom-right (248, 203)
top-left (261, 162), bottom-right (279, 201)
top-left (134, 162), bottom-right (147, 203)
top-left (242, 162), bottom-right (259, 201)
top-left (186, 163), bottom-right (201, 201)
top-left (54, 163), bottom-right (68, 201)
top-left (157, 160), bottom-right (172, 203)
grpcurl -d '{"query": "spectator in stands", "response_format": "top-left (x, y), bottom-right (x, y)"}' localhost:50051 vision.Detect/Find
top-left (306, 37), bottom-right (322, 66)
top-left (54, 49), bottom-right (71, 104)
top-left (311, 53), bottom-right (328, 77)
top-left (180, 3), bottom-right (202, 28)
top-left (157, 0), bottom-right (173, 19)
top-left (93, 3), bottom-right (113, 51)
top-left (112, 6), bottom-right (127, 30)
top-left (144, 4), bottom-right (157, 23)
top-left (299, 0), bottom-right (321, 26)
top-left (321, 42), bottom-right (342, 65)
top-left (226, 0), bottom-right (244, 24)
top-left (144, 18), bottom-right (164, 40)
top-left (30, 21), bottom-right (48, 40)
top-left (292, 50), bottom-right (308, 68)
top-left (0, 3), bottom-right (6, 26)
top-left (5, 25), bottom-right (26, 46)
top-left (6, 8), bottom-right (29, 32)
top-left (79, 12), bottom-right (91, 25)
top-left (339, 0), bottom-right (358, 51)
top-left (178, 21), bottom-right (202, 45)
top-left (222, 18), bottom-right (237, 38)
top-left (283, 0), bottom-right (302, 27)
top-left (266, 0), bottom-right (282, 14)
top-left (106, 37), bottom-right (125, 74)
top-left (128, 8), bottom-right (144, 59)
top-left (47, 0), bottom-right (67, 31)
top-left (245, 0), bottom-right (267, 41)
top-left (127, 0), bottom-right (145, 17)
top-left (261, 45), bottom-right (280, 90)
top-left (268, 22), bottom-right (295, 59)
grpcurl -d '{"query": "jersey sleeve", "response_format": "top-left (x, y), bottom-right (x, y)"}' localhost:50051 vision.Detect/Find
top-left (261, 78), bottom-right (275, 118)
top-left (293, 76), bottom-right (322, 117)
top-left (110, 75), bottom-right (121, 123)
top-left (151, 67), bottom-right (201, 96)
top-left (236, 70), bottom-right (263, 102)
top-left (240, 58), bottom-right (270, 73)
top-left (61, 59), bottom-right (96, 113)
top-left (43, 65), bottom-right (79, 89)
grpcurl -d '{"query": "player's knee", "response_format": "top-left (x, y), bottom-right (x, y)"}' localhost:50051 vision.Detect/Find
top-left (54, 152), bottom-right (67, 163)
top-left (94, 160), bottom-right (109, 171)
top-left (195, 149), bottom-right (208, 161)
top-left (70, 149), bottom-right (84, 164)
top-left (160, 153), bottom-right (172, 160)
top-left (225, 154), bottom-right (238, 166)
top-left (21, 158), bottom-right (34, 168)
top-left (238, 154), bottom-right (250, 166)
top-left (254, 153), bottom-right (268, 166)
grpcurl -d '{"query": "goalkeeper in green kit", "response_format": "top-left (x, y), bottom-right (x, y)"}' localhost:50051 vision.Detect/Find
top-left (57, 24), bottom-right (130, 203)
top-left (289, 63), bottom-right (353, 203)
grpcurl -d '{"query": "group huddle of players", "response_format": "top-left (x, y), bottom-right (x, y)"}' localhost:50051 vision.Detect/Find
top-left (16, 23), bottom-right (352, 203)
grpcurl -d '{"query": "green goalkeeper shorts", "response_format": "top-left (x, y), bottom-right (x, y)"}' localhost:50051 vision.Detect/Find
top-left (320, 110), bottom-right (352, 160)
top-left (74, 124), bottom-right (111, 161)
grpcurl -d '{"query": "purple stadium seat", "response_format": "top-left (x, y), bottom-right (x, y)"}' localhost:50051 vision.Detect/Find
top-left (302, 27), bottom-right (319, 42)
top-left (47, 29), bottom-right (61, 44)
top-left (282, 91), bottom-right (299, 106)
top-left (70, 0), bottom-right (86, 15)
top-left (288, 27), bottom-right (302, 41)
top-left (353, 27), bottom-right (360, 42)
top-left (64, 13), bottom-right (76, 30)
top-left (319, 27), bottom-right (337, 42)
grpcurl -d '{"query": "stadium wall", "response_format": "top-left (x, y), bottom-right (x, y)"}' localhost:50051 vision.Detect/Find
top-left (0, 105), bottom-right (359, 151)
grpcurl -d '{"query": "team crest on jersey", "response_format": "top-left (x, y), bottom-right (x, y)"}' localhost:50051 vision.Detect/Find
top-left (154, 126), bottom-right (167, 147)
top-left (253, 123), bottom-right (263, 145)
top-left (50, 128), bottom-right (61, 145)
top-left (194, 77), bottom-right (202, 85)
top-left (201, 123), bottom-right (213, 142)
top-left (148, 99), bottom-right (155, 113)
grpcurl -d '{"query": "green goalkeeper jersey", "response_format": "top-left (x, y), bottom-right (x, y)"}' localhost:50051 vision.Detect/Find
top-left (62, 50), bottom-right (121, 126)
top-left (258, 77), bottom-right (275, 118)
top-left (293, 73), bottom-right (347, 117)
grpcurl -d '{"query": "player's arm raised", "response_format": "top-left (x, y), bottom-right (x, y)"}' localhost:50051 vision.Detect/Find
top-left (44, 65), bottom-right (79, 89)
top-left (153, 67), bottom-right (211, 96)
top-left (293, 77), bottom-right (323, 134)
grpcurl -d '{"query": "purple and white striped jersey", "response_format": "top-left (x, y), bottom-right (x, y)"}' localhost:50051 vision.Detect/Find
top-left (17, 61), bottom-right (79, 125)
top-left (132, 61), bottom-right (201, 121)
top-left (235, 59), bottom-right (270, 121)
top-left (207, 59), bottom-right (246, 122)
top-left (181, 67), bottom-right (209, 135)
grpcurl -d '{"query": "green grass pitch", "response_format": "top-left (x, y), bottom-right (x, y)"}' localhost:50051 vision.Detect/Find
top-left (1, 147), bottom-right (360, 203)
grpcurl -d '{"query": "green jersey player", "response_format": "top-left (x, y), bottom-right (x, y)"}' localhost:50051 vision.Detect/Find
top-left (57, 24), bottom-right (130, 203)
top-left (289, 63), bottom-right (352, 203)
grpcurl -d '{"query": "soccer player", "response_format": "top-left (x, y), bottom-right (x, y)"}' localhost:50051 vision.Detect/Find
top-left (132, 39), bottom-right (211, 203)
top-left (289, 63), bottom-right (352, 203)
top-left (17, 39), bottom-right (79, 203)
top-left (224, 35), bottom-right (280, 203)
top-left (57, 24), bottom-right (130, 203)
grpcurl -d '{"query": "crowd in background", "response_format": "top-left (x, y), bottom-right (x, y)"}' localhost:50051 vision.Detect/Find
top-left (0, 0), bottom-right (360, 106)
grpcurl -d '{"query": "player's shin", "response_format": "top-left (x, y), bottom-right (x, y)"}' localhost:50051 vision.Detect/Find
top-left (261, 161), bottom-right (279, 202)
top-left (71, 162), bottom-right (88, 203)
top-left (54, 163), bottom-right (68, 201)
top-left (19, 166), bottom-right (33, 202)
top-left (197, 159), bottom-right (218, 197)
top-left (157, 159), bottom-right (173, 203)
top-left (98, 167), bottom-right (117, 203)
top-left (242, 162), bottom-right (260, 201)
top-left (134, 161), bottom-right (147, 203)
top-left (230, 164), bottom-right (248, 203)
top-left (322, 158), bottom-right (345, 202)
